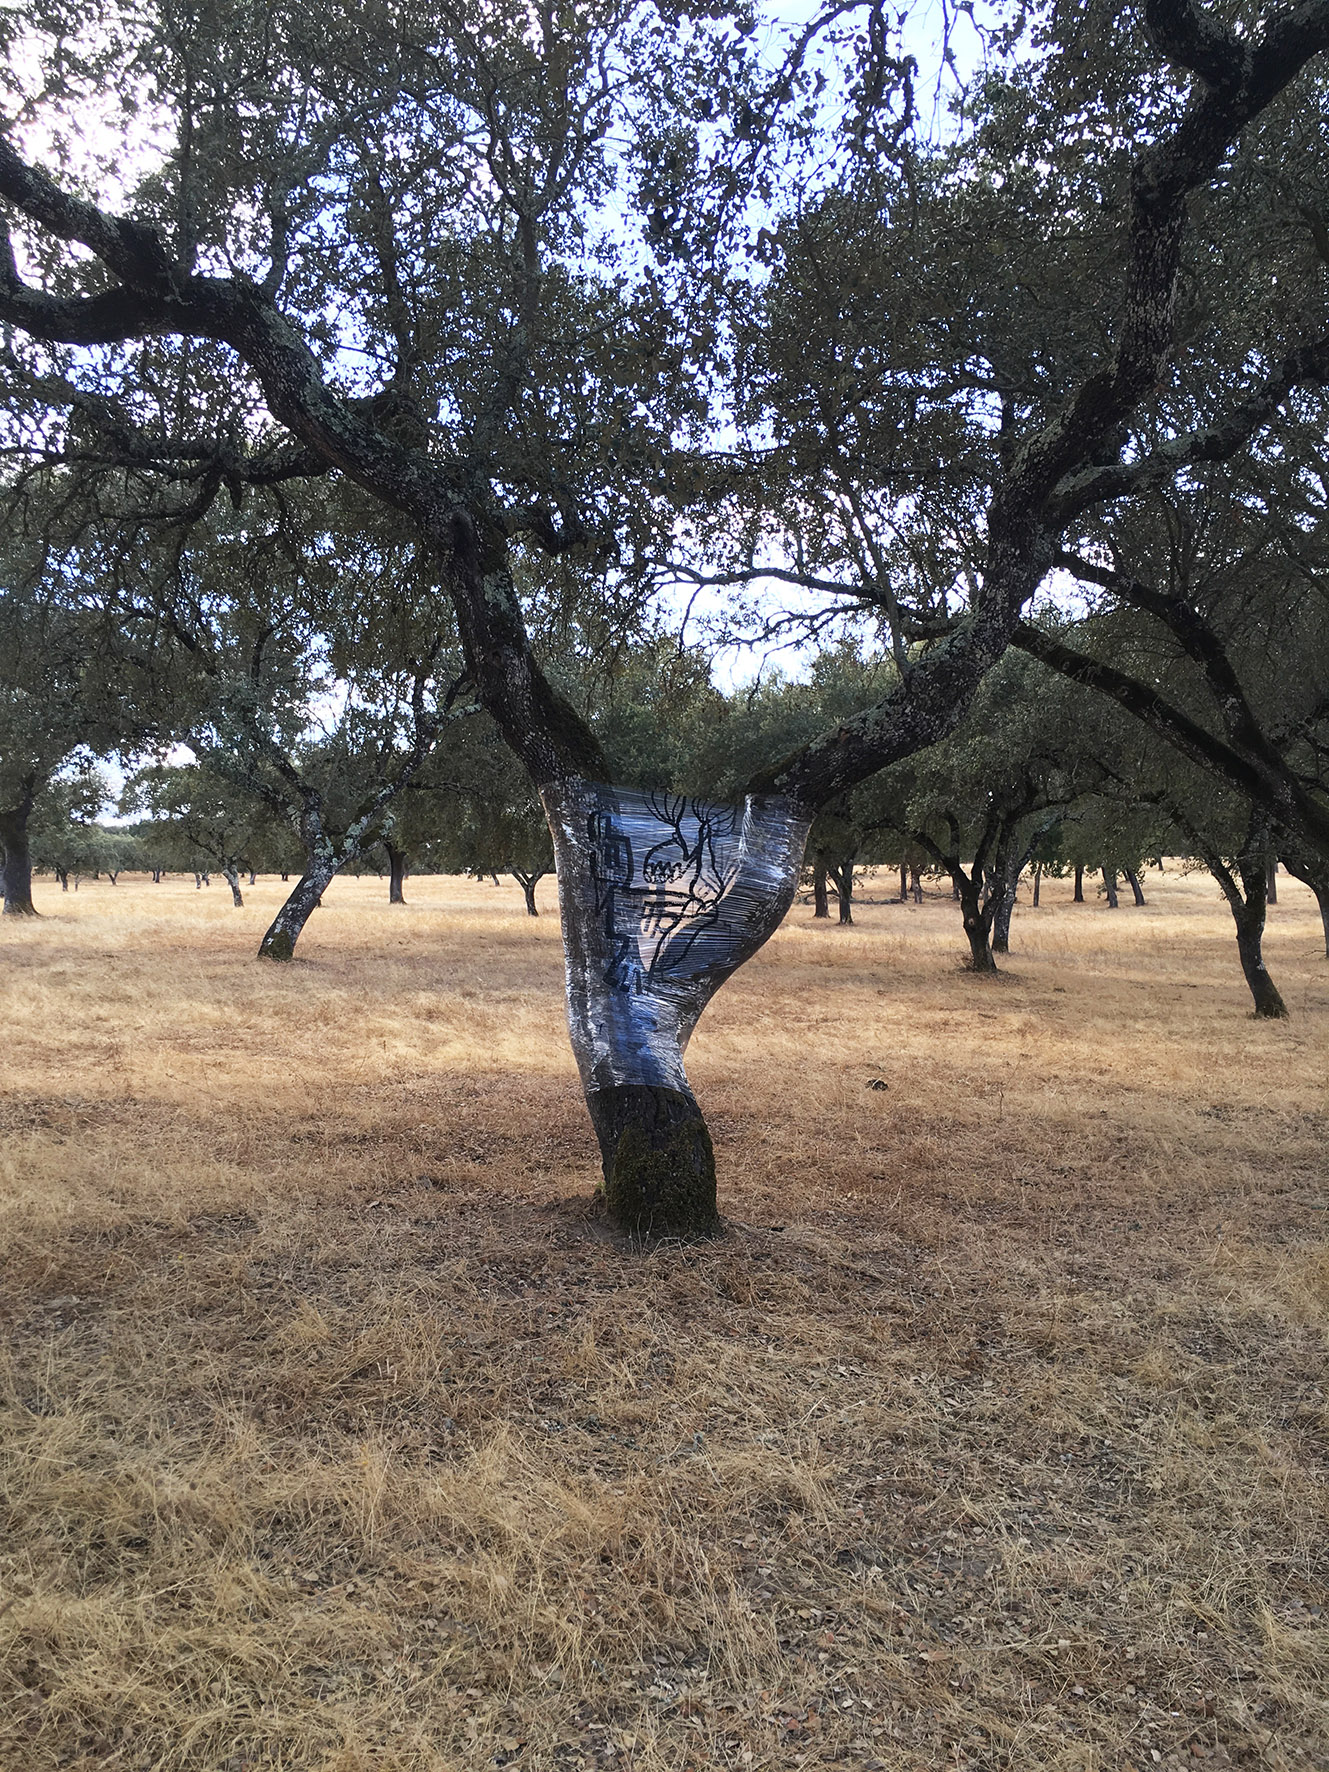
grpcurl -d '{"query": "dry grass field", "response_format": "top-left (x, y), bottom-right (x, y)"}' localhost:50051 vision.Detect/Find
top-left (1, 866), bottom-right (1326, 1772)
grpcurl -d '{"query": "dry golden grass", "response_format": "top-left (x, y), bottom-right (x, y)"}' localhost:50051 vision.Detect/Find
top-left (1, 866), bottom-right (1326, 1772)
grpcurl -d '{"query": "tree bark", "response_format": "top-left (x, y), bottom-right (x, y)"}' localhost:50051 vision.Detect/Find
top-left (813, 863), bottom-right (829, 918)
top-left (898, 863), bottom-right (908, 903)
top-left (1234, 908), bottom-right (1289, 1018)
top-left (1032, 865), bottom-right (1042, 907)
top-left (1266, 858), bottom-right (1277, 905)
top-left (1103, 867), bottom-right (1119, 908)
top-left (385, 840), bottom-right (408, 904)
top-left (258, 861), bottom-right (337, 960)
top-left (911, 865), bottom-right (923, 904)
top-left (0, 779), bottom-right (38, 916)
top-left (1073, 863), bottom-right (1084, 902)
top-left (222, 866), bottom-right (244, 907)
top-left (542, 779), bottom-right (810, 1237)
top-left (1125, 867), bottom-right (1146, 905)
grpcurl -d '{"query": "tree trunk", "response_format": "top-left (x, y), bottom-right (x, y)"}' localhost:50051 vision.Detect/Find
top-left (813, 863), bottom-right (829, 919)
top-left (1278, 856), bottom-right (1329, 958)
top-left (911, 865), bottom-right (923, 904)
top-left (151, 868), bottom-right (162, 883)
top-left (512, 869), bottom-right (545, 917)
top-left (1125, 867), bottom-right (1146, 906)
top-left (956, 870), bottom-right (997, 973)
top-left (992, 869), bottom-right (1018, 954)
top-left (542, 779), bottom-right (810, 1237)
top-left (1234, 907), bottom-right (1289, 1018)
top-left (1266, 859), bottom-right (1277, 906)
top-left (0, 784), bottom-right (38, 916)
top-left (1103, 867), bottom-right (1119, 908)
top-left (107, 869), bottom-right (120, 886)
top-left (1073, 864), bottom-right (1084, 903)
top-left (222, 866), bottom-right (244, 907)
top-left (55, 866), bottom-right (69, 891)
top-left (258, 862), bottom-right (337, 960)
top-left (248, 869), bottom-right (256, 886)
top-left (832, 860), bottom-right (854, 925)
top-left (898, 863), bottom-right (908, 902)
top-left (385, 841), bottom-right (408, 905)
top-left (1032, 866), bottom-right (1042, 907)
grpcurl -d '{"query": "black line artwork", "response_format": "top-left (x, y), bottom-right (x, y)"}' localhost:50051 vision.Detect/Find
top-left (543, 779), bottom-right (812, 1095)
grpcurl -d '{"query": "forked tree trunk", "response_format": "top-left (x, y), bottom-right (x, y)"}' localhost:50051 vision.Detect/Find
top-left (956, 869), bottom-right (998, 972)
top-left (542, 779), bottom-right (810, 1238)
top-left (1125, 867), bottom-right (1146, 906)
top-left (222, 866), bottom-right (244, 907)
top-left (512, 869), bottom-right (546, 917)
top-left (385, 841), bottom-right (408, 904)
top-left (813, 863), bottom-right (829, 919)
top-left (259, 861), bottom-right (338, 960)
top-left (1073, 864), bottom-right (1084, 903)
top-left (0, 780), bottom-right (38, 916)
top-left (1103, 868), bottom-right (1119, 908)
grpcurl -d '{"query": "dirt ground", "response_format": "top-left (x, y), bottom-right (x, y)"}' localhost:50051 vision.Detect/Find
top-left (1, 866), bottom-right (1326, 1772)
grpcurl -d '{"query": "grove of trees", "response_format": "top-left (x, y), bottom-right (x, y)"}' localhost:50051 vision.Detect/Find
top-left (2, 0), bottom-right (1327, 1235)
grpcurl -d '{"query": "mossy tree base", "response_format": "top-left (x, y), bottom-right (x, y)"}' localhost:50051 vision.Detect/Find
top-left (586, 1084), bottom-right (720, 1240)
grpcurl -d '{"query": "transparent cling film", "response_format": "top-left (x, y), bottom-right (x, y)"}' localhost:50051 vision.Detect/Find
top-left (541, 779), bottom-right (813, 1095)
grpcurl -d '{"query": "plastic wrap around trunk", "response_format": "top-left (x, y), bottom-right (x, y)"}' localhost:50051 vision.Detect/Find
top-left (542, 779), bottom-right (812, 1095)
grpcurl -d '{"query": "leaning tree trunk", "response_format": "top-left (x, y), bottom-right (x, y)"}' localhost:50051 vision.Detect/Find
top-left (1233, 903), bottom-right (1289, 1019)
top-left (1103, 868), bottom-right (1119, 908)
top-left (542, 779), bottom-right (810, 1238)
top-left (812, 863), bottom-right (829, 919)
top-left (1125, 867), bottom-right (1146, 906)
top-left (1278, 856), bottom-right (1329, 958)
top-left (0, 782), bottom-right (38, 916)
top-left (222, 866), bottom-right (244, 907)
top-left (385, 841), bottom-right (408, 905)
top-left (258, 860), bottom-right (338, 961)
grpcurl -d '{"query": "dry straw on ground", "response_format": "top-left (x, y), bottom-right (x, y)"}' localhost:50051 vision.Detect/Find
top-left (1, 866), bottom-right (1326, 1772)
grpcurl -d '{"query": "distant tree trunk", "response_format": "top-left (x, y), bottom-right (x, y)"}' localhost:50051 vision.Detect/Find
top-left (898, 862), bottom-right (908, 902)
top-left (813, 863), bottom-right (829, 918)
top-left (992, 867), bottom-right (1019, 954)
top-left (542, 779), bottom-right (810, 1238)
top-left (1266, 859), bottom-right (1277, 905)
top-left (151, 867), bottom-right (163, 883)
top-left (830, 859), bottom-right (854, 925)
top-left (248, 869), bottom-right (256, 886)
top-left (258, 859), bottom-right (338, 960)
top-left (911, 865), bottom-right (923, 904)
top-left (222, 866), bottom-right (244, 907)
top-left (385, 840), bottom-right (408, 905)
top-left (511, 869), bottom-right (547, 917)
top-left (106, 869), bottom-right (120, 886)
top-left (1191, 816), bottom-right (1288, 1019)
top-left (281, 871), bottom-right (289, 881)
top-left (1032, 866), bottom-right (1042, 907)
top-left (1073, 864), bottom-right (1084, 903)
top-left (1103, 868), bottom-right (1119, 908)
top-left (55, 866), bottom-right (69, 892)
